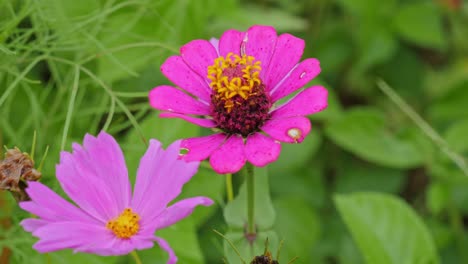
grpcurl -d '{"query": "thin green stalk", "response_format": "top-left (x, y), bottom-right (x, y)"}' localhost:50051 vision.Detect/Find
top-left (130, 250), bottom-right (142, 264)
top-left (376, 79), bottom-right (468, 177)
top-left (61, 65), bottom-right (80, 150)
top-left (226, 173), bottom-right (234, 202)
top-left (244, 163), bottom-right (255, 235)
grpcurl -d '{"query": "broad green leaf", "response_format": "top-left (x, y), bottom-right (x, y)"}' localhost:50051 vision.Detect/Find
top-left (429, 81), bottom-right (468, 126)
top-left (334, 192), bottom-right (439, 264)
top-left (444, 118), bottom-right (468, 154)
top-left (223, 230), bottom-right (279, 264)
top-left (334, 159), bottom-right (405, 194)
top-left (210, 5), bottom-right (307, 33)
top-left (354, 25), bottom-right (397, 72)
top-left (270, 164), bottom-right (326, 208)
top-left (224, 167), bottom-right (275, 230)
top-left (393, 2), bottom-right (446, 50)
top-left (273, 197), bottom-right (320, 263)
top-left (325, 107), bottom-right (427, 168)
top-left (335, 0), bottom-right (396, 19)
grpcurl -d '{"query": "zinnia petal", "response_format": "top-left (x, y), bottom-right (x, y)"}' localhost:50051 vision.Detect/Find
top-left (180, 133), bottom-right (226, 162)
top-left (218, 29), bottom-right (245, 56)
top-left (180, 39), bottom-right (218, 81)
top-left (262, 116), bottom-right (311, 143)
top-left (270, 58), bottom-right (321, 102)
top-left (264, 33), bottom-right (305, 91)
top-left (244, 25), bottom-right (277, 80)
top-left (149, 85), bottom-right (210, 115)
top-left (209, 135), bottom-right (246, 174)
top-left (271, 86), bottom-right (328, 118)
top-left (245, 133), bottom-right (281, 167)
top-left (159, 112), bottom-right (217, 128)
top-left (160, 56), bottom-right (211, 102)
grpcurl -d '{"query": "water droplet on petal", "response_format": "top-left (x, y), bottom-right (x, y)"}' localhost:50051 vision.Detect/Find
top-left (300, 72), bottom-right (306, 79)
top-left (287, 128), bottom-right (301, 143)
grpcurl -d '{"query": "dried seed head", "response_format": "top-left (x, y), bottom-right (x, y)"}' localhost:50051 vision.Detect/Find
top-left (0, 148), bottom-right (42, 201)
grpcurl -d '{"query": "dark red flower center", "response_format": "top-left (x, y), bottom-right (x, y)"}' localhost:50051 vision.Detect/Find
top-left (207, 53), bottom-right (271, 137)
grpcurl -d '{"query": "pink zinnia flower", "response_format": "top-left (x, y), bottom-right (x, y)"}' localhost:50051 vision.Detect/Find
top-left (19, 132), bottom-right (213, 263)
top-left (149, 25), bottom-right (328, 174)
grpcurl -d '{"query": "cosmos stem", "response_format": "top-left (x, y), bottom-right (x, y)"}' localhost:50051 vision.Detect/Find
top-left (130, 250), bottom-right (142, 264)
top-left (245, 163), bottom-right (255, 235)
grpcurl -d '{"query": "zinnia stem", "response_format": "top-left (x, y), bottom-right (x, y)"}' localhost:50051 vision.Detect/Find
top-left (130, 250), bottom-right (142, 264)
top-left (245, 163), bottom-right (255, 235)
top-left (226, 173), bottom-right (234, 202)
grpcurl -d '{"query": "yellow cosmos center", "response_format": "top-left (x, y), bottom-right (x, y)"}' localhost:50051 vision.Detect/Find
top-left (106, 208), bottom-right (140, 239)
top-left (207, 52), bottom-right (262, 112)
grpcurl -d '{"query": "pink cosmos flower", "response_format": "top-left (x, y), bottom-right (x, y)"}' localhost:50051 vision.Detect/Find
top-left (19, 132), bottom-right (213, 263)
top-left (149, 25), bottom-right (328, 174)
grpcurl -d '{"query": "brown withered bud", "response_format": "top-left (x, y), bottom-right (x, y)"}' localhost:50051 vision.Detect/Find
top-left (0, 148), bottom-right (41, 201)
top-left (250, 251), bottom-right (279, 264)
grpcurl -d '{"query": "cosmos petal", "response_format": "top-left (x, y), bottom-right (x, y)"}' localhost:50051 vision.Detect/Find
top-left (31, 221), bottom-right (107, 254)
top-left (155, 237), bottom-right (177, 264)
top-left (153, 197), bottom-right (214, 230)
top-left (132, 140), bottom-right (200, 222)
top-left (19, 181), bottom-right (93, 223)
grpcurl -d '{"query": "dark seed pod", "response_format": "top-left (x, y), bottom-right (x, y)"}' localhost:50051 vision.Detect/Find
top-left (0, 148), bottom-right (41, 201)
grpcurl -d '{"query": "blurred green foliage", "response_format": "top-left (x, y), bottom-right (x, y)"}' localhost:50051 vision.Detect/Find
top-left (1, 0), bottom-right (468, 263)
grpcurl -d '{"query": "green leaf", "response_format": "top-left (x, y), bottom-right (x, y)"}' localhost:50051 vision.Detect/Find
top-left (273, 197), bottom-right (320, 263)
top-left (334, 192), bottom-right (439, 264)
top-left (334, 159), bottom-right (405, 194)
top-left (354, 25), bottom-right (397, 72)
top-left (270, 165), bottom-right (325, 208)
top-left (224, 167), bottom-right (275, 230)
top-left (393, 2), bottom-right (446, 50)
top-left (325, 107), bottom-right (427, 168)
top-left (335, 0), bottom-right (396, 19)
top-left (444, 118), bottom-right (468, 154)
top-left (209, 4), bottom-right (307, 33)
